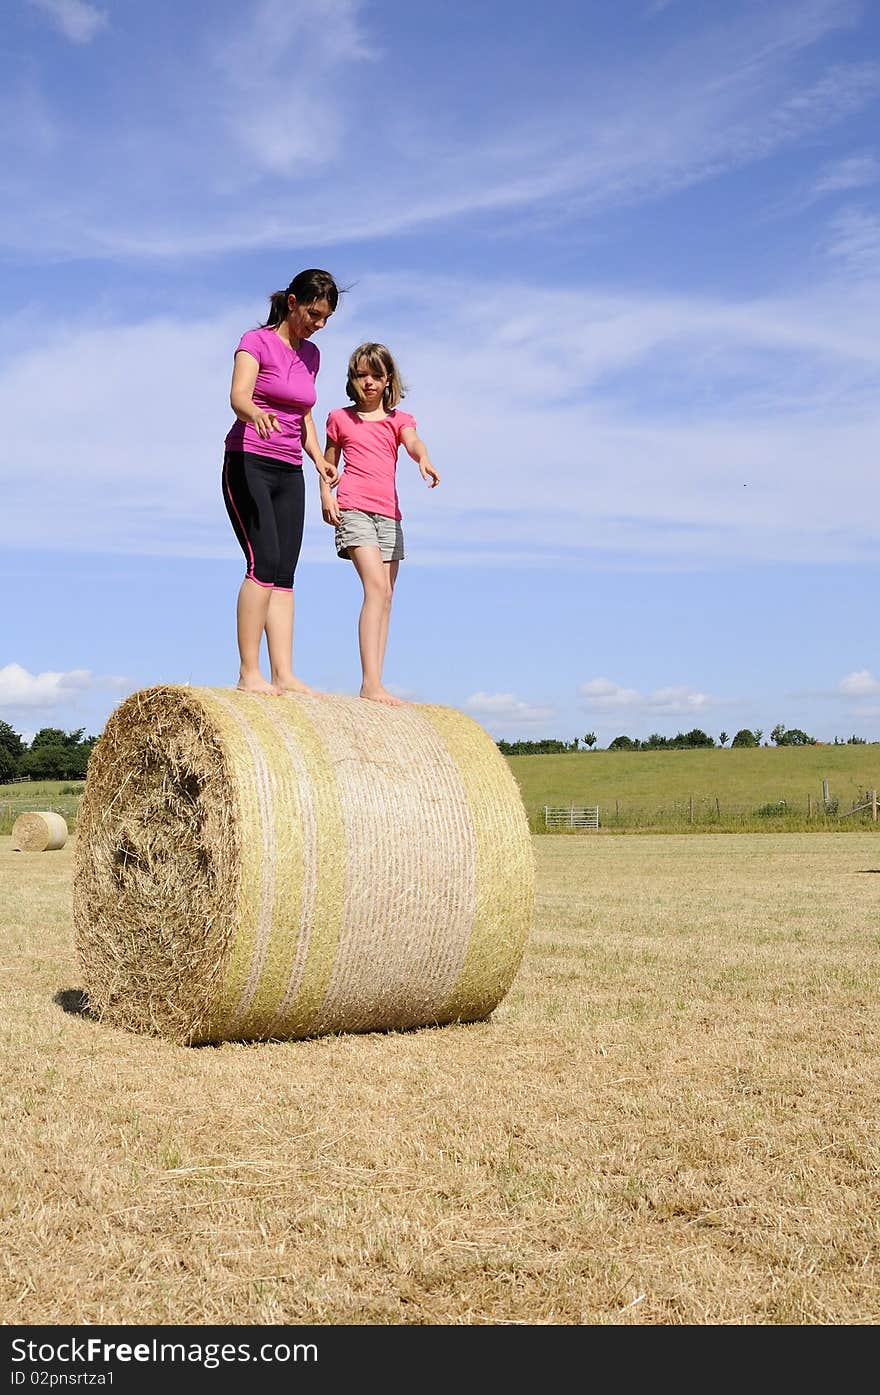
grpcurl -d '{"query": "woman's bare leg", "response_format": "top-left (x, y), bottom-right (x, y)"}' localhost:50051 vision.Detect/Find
top-left (236, 578), bottom-right (279, 693)
top-left (350, 547), bottom-right (402, 705)
top-left (266, 588), bottom-right (313, 694)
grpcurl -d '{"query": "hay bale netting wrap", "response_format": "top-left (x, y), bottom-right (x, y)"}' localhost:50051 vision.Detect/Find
top-left (73, 685), bottom-right (534, 1044)
top-left (11, 810), bottom-right (68, 851)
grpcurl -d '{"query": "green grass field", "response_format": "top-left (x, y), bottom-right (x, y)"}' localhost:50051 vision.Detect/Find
top-left (3, 741), bottom-right (880, 836)
top-left (0, 781), bottom-right (84, 835)
top-left (508, 743), bottom-right (880, 832)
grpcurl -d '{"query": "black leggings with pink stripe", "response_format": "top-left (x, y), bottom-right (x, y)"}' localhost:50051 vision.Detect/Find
top-left (222, 451), bottom-right (305, 591)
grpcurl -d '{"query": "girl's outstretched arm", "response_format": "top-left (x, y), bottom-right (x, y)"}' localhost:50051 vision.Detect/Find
top-left (400, 427), bottom-right (440, 487)
top-left (320, 437), bottom-right (342, 526)
top-left (301, 411), bottom-right (339, 487)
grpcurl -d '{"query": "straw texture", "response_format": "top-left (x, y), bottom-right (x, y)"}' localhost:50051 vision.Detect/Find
top-left (73, 686), bottom-right (534, 1044)
top-left (12, 811), bottom-right (68, 852)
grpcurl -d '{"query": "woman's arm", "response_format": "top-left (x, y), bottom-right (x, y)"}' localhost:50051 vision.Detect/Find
top-left (400, 427), bottom-right (440, 487)
top-left (230, 351), bottom-right (279, 440)
top-left (301, 412), bottom-right (339, 487)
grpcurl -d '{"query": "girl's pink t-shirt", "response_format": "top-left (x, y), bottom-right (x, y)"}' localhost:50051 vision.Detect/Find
top-left (326, 407), bottom-right (416, 520)
top-left (225, 327), bottom-right (319, 466)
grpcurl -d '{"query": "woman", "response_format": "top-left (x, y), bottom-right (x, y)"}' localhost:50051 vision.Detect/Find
top-left (223, 268), bottom-right (340, 694)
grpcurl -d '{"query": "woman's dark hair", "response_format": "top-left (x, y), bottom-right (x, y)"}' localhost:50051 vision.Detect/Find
top-left (262, 269), bottom-right (340, 327)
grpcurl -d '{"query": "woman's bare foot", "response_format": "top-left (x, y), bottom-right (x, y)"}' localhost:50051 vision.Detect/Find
top-left (272, 673), bottom-right (314, 695)
top-left (360, 684), bottom-right (404, 706)
top-left (237, 671), bottom-right (280, 695)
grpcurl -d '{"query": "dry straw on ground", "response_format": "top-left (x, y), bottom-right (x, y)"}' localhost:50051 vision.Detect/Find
top-left (11, 811), bottom-right (68, 852)
top-left (73, 685), bottom-right (534, 1045)
top-left (2, 832), bottom-right (878, 1324)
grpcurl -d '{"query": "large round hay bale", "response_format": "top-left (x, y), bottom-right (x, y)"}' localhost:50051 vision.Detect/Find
top-left (73, 685), bottom-right (533, 1045)
top-left (11, 810), bottom-right (68, 851)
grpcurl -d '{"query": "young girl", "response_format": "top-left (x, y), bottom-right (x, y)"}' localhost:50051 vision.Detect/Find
top-left (320, 343), bottom-right (439, 705)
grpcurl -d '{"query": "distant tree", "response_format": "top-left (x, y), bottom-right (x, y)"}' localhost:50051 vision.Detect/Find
top-left (718, 731), bottom-right (729, 747)
top-left (731, 728), bottom-right (758, 748)
top-left (770, 724), bottom-right (786, 746)
top-left (0, 746), bottom-right (15, 782)
top-left (30, 727), bottom-right (69, 750)
top-left (754, 728), bottom-right (763, 745)
top-left (680, 728), bottom-right (714, 748)
top-left (778, 728), bottom-right (815, 746)
top-left (584, 733), bottom-right (597, 750)
top-left (608, 734), bottom-right (638, 751)
top-left (20, 728), bottom-right (94, 779)
top-left (570, 737), bottom-right (579, 750)
top-left (847, 734), bottom-right (867, 745)
top-left (0, 719), bottom-right (24, 771)
top-left (19, 744), bottom-right (70, 780)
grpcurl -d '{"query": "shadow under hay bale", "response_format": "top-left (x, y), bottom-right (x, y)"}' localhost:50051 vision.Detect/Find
top-left (12, 811), bottom-right (68, 851)
top-left (54, 988), bottom-right (93, 1019)
top-left (73, 686), bottom-right (534, 1046)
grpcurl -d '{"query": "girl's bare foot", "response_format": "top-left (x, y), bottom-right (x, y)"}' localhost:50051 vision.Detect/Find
top-left (237, 672), bottom-right (280, 695)
top-left (360, 684), bottom-right (404, 706)
top-left (273, 674), bottom-right (314, 695)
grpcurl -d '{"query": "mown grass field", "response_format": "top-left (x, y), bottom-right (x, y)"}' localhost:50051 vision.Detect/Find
top-left (508, 744), bottom-right (880, 832)
top-left (2, 831), bottom-right (878, 1324)
top-left (0, 780), bottom-right (83, 836)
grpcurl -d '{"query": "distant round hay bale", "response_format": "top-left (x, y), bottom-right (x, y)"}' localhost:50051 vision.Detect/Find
top-left (11, 810), bottom-right (68, 852)
top-left (73, 685), bottom-right (534, 1045)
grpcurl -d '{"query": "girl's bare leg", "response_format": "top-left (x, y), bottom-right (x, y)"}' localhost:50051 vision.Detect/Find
top-left (350, 547), bottom-right (403, 705)
top-left (377, 560), bottom-right (399, 680)
top-left (236, 578), bottom-right (279, 694)
top-left (266, 587), bottom-right (313, 694)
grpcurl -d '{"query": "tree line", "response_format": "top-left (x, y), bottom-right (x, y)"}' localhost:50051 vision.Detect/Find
top-left (497, 725), bottom-right (869, 755)
top-left (0, 722), bottom-right (98, 783)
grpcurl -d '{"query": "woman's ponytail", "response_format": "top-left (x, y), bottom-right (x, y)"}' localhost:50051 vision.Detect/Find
top-left (261, 290), bottom-right (290, 328)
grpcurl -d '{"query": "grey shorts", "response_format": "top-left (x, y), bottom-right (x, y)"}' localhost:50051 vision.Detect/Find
top-left (335, 509), bottom-right (405, 561)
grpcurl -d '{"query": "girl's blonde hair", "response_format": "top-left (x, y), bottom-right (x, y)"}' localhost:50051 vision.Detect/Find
top-left (346, 342), bottom-right (406, 411)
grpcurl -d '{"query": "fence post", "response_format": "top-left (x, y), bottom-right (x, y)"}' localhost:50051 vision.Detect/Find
top-left (807, 793), bottom-right (813, 818)
top-left (688, 795), bottom-right (693, 824)
top-left (822, 778), bottom-right (830, 805)
top-left (715, 796), bottom-right (720, 819)
top-left (873, 789), bottom-right (878, 823)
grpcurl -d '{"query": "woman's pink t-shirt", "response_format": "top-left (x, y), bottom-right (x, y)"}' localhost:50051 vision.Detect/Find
top-left (326, 408), bottom-right (417, 520)
top-left (225, 327), bottom-right (319, 466)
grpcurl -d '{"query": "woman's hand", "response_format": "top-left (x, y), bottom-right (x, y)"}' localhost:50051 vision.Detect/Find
top-left (251, 410), bottom-right (280, 440)
top-left (317, 459), bottom-right (339, 489)
top-left (420, 461), bottom-right (440, 488)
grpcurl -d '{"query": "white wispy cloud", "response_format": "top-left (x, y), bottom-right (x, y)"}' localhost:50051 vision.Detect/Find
top-left (206, 0), bottom-right (373, 176)
top-left (0, 662), bottom-right (94, 710)
top-left (811, 152), bottom-right (880, 194)
top-left (1, 265), bottom-right (879, 570)
top-left (827, 207), bottom-right (880, 276)
top-left (4, 0), bottom-right (878, 259)
top-left (29, 0), bottom-right (107, 44)
top-left (579, 678), bottom-right (723, 714)
top-left (839, 668), bottom-right (880, 697)
top-left (465, 693), bottom-right (557, 726)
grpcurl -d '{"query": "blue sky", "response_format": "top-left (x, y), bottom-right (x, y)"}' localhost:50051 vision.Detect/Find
top-left (1, 0), bottom-right (879, 745)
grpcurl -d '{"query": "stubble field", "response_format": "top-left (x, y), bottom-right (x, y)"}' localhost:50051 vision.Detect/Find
top-left (1, 831), bottom-right (878, 1325)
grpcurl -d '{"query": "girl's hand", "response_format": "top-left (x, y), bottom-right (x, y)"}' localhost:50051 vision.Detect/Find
top-left (318, 459), bottom-right (339, 489)
top-left (321, 491), bottom-right (341, 527)
top-left (251, 410), bottom-right (280, 440)
top-left (420, 462), bottom-right (440, 488)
